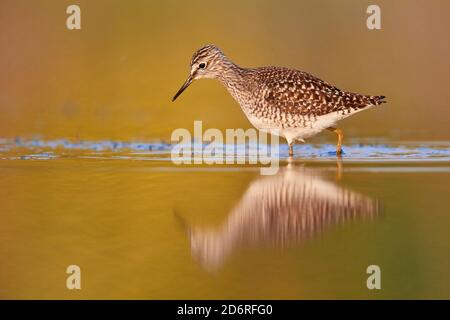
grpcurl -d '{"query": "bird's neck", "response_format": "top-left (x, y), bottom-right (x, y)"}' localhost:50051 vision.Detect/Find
top-left (216, 61), bottom-right (250, 105)
top-left (216, 58), bottom-right (242, 80)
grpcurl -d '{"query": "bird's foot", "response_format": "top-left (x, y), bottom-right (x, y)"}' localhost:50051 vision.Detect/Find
top-left (327, 149), bottom-right (344, 156)
top-left (288, 143), bottom-right (294, 157)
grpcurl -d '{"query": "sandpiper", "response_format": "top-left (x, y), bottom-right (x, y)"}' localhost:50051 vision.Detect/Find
top-left (172, 45), bottom-right (386, 156)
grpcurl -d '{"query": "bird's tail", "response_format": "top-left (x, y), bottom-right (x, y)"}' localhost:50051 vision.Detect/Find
top-left (368, 95), bottom-right (387, 106)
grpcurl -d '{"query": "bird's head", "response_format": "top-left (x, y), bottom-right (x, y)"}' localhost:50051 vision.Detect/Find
top-left (172, 44), bottom-right (229, 101)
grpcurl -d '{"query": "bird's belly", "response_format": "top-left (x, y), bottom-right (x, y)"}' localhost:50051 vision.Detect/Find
top-left (244, 110), bottom-right (357, 142)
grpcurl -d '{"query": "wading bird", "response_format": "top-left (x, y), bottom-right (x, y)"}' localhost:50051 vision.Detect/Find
top-left (173, 45), bottom-right (386, 156)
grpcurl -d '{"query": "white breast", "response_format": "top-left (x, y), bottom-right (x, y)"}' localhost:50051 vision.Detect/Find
top-left (245, 106), bottom-right (372, 144)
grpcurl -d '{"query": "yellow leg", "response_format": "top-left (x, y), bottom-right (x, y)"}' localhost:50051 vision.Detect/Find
top-left (288, 142), bottom-right (294, 157)
top-left (327, 127), bottom-right (344, 155)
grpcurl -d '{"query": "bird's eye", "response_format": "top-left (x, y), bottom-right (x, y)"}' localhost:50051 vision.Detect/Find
top-left (199, 63), bottom-right (206, 69)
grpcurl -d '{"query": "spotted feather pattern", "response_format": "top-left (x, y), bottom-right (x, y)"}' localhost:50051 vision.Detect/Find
top-left (253, 67), bottom-right (385, 116)
top-left (186, 45), bottom-right (386, 130)
top-left (220, 66), bottom-right (386, 129)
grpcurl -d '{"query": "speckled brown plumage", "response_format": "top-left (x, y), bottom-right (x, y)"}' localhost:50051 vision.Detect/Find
top-left (252, 67), bottom-right (386, 117)
top-left (173, 45), bottom-right (386, 155)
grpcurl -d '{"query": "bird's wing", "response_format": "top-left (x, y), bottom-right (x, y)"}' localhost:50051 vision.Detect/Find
top-left (253, 67), bottom-right (382, 117)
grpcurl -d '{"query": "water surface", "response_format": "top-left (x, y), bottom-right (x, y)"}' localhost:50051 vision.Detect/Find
top-left (0, 139), bottom-right (449, 299)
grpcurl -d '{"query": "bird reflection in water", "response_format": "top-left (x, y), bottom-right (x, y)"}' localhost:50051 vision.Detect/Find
top-left (177, 161), bottom-right (382, 271)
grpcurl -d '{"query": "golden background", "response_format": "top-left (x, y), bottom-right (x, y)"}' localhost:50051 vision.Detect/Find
top-left (1, 0), bottom-right (449, 141)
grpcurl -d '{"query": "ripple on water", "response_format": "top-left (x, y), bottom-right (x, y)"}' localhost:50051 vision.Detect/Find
top-left (0, 138), bottom-right (450, 162)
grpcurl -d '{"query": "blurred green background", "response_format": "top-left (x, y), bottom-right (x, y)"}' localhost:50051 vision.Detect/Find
top-left (1, 0), bottom-right (449, 141)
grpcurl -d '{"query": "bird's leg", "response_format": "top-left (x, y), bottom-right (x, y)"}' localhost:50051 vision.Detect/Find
top-left (288, 141), bottom-right (294, 157)
top-left (327, 127), bottom-right (344, 155)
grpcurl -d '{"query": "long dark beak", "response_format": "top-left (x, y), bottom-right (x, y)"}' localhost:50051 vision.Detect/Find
top-left (172, 75), bottom-right (193, 102)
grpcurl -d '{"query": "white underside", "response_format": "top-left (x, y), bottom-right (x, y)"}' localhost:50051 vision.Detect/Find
top-left (246, 107), bottom-right (372, 144)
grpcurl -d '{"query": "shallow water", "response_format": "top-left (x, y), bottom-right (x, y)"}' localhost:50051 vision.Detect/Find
top-left (0, 139), bottom-right (449, 299)
top-left (2, 138), bottom-right (450, 161)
